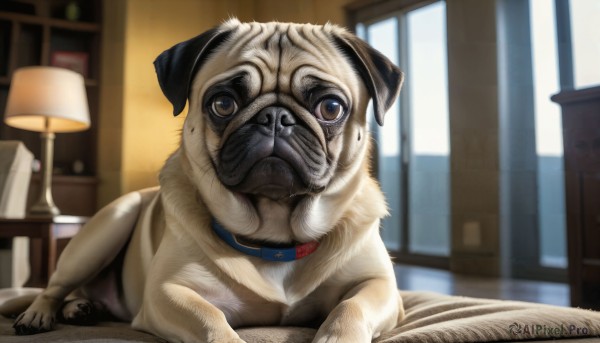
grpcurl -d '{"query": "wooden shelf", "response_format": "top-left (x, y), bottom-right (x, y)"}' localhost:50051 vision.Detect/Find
top-left (28, 175), bottom-right (99, 216)
top-left (0, 11), bottom-right (100, 32)
top-left (0, 0), bottom-right (102, 216)
top-left (84, 79), bottom-right (98, 87)
top-left (552, 86), bottom-right (600, 310)
top-left (0, 75), bottom-right (98, 87)
top-left (551, 85), bottom-right (600, 104)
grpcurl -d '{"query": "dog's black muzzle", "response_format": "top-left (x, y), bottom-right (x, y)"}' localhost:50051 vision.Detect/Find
top-left (218, 106), bottom-right (328, 200)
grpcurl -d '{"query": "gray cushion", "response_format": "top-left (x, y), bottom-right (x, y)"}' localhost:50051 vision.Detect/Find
top-left (1, 290), bottom-right (599, 342)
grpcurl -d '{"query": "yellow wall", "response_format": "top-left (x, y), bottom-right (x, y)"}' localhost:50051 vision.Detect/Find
top-left (98, 0), bottom-right (126, 207)
top-left (253, 0), bottom-right (353, 25)
top-left (98, 0), bottom-right (353, 207)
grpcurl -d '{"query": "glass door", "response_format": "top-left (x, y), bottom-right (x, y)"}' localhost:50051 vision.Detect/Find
top-left (357, 0), bottom-right (451, 264)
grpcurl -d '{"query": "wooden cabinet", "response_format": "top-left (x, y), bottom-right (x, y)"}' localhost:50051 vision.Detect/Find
top-left (0, 0), bottom-right (101, 216)
top-left (552, 86), bottom-right (600, 310)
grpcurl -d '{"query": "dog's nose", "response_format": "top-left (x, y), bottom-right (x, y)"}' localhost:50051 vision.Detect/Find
top-left (254, 107), bottom-right (296, 136)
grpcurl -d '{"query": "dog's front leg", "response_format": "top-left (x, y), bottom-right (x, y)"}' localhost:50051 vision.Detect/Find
top-left (12, 284), bottom-right (69, 334)
top-left (132, 282), bottom-right (245, 343)
top-left (13, 191), bottom-right (145, 335)
top-left (313, 278), bottom-right (402, 343)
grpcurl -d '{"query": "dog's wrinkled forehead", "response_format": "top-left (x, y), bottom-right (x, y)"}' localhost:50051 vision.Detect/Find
top-left (211, 21), bottom-right (357, 94)
top-left (154, 19), bottom-right (403, 125)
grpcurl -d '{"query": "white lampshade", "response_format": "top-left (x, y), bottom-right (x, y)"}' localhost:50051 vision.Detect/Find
top-left (4, 66), bottom-right (90, 133)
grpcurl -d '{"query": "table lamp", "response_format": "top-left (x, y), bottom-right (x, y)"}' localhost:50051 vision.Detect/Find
top-left (3, 66), bottom-right (90, 217)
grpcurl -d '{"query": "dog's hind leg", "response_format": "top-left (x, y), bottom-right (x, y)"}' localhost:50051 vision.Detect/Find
top-left (13, 191), bottom-right (146, 335)
top-left (60, 298), bottom-right (109, 326)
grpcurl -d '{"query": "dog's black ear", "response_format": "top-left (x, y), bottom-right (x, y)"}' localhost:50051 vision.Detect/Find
top-left (333, 33), bottom-right (403, 126)
top-left (154, 28), bottom-right (232, 116)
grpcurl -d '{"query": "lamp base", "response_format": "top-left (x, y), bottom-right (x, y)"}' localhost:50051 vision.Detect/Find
top-left (28, 201), bottom-right (61, 217)
top-left (28, 130), bottom-right (61, 218)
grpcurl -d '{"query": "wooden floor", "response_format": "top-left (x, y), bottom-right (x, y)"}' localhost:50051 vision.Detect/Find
top-left (394, 264), bottom-right (570, 307)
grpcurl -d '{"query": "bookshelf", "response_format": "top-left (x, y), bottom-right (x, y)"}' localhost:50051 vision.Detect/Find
top-left (0, 0), bottom-right (101, 216)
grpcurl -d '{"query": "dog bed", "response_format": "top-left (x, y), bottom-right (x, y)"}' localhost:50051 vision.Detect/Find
top-left (1, 289), bottom-right (599, 343)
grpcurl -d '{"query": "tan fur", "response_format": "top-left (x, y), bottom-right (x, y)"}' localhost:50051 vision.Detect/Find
top-left (9, 19), bottom-right (403, 343)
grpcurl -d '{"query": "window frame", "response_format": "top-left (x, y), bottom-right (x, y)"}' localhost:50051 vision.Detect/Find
top-left (346, 0), bottom-right (450, 270)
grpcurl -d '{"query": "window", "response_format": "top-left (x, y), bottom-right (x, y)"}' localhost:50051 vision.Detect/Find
top-left (569, 0), bottom-right (600, 89)
top-left (355, 0), bottom-right (450, 265)
top-left (350, 0), bottom-right (597, 279)
top-left (530, 0), bottom-right (567, 268)
top-left (358, 17), bottom-right (402, 251)
top-left (406, 2), bottom-right (450, 256)
top-left (499, 0), bottom-right (599, 278)
top-left (529, 0), bottom-right (600, 270)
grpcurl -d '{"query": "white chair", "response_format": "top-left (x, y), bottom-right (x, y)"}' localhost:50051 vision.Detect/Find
top-left (0, 141), bottom-right (33, 287)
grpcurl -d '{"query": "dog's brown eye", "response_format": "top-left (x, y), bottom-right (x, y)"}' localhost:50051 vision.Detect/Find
top-left (211, 95), bottom-right (238, 117)
top-left (315, 98), bottom-right (344, 121)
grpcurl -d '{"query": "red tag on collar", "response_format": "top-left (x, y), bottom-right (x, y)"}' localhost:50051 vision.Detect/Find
top-left (295, 241), bottom-right (320, 259)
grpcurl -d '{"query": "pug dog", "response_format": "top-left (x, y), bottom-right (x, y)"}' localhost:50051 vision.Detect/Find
top-left (8, 19), bottom-right (404, 343)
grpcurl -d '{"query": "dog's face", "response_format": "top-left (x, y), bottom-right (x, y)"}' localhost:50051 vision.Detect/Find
top-left (155, 19), bottom-right (402, 241)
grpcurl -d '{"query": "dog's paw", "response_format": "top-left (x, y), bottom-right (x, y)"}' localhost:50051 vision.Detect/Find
top-left (206, 329), bottom-right (247, 343)
top-left (13, 310), bottom-right (56, 335)
top-left (61, 298), bottom-right (98, 326)
top-left (312, 301), bottom-right (371, 343)
top-left (210, 339), bottom-right (246, 343)
top-left (312, 330), bottom-right (371, 343)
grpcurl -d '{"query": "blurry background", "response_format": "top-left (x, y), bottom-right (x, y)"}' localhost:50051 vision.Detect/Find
top-left (1, 0), bottom-right (599, 308)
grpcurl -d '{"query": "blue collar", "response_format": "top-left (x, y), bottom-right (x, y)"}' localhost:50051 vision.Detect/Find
top-left (211, 219), bottom-right (319, 262)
